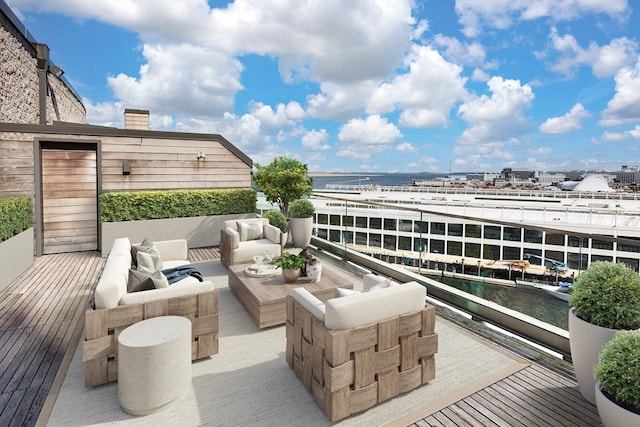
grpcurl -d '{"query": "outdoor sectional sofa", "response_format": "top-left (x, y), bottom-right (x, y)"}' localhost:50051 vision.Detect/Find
top-left (285, 277), bottom-right (438, 421)
top-left (82, 237), bottom-right (219, 387)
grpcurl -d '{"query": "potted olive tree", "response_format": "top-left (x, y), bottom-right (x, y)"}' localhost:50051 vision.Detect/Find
top-left (261, 209), bottom-right (288, 249)
top-left (288, 198), bottom-right (315, 248)
top-left (568, 261), bottom-right (640, 404)
top-left (593, 330), bottom-right (640, 426)
top-left (270, 251), bottom-right (306, 283)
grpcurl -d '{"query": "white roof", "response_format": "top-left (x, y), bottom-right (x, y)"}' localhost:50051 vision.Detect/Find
top-left (572, 175), bottom-right (614, 192)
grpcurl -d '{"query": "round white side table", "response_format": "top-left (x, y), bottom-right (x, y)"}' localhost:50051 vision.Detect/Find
top-left (118, 315), bottom-right (192, 415)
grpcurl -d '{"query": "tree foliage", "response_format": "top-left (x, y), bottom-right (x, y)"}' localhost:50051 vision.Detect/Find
top-left (253, 157), bottom-right (313, 215)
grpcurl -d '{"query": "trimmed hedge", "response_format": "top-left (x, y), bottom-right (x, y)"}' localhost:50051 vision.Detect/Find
top-left (100, 189), bottom-right (257, 223)
top-left (0, 195), bottom-right (32, 242)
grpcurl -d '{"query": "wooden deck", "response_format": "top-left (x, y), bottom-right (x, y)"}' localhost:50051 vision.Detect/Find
top-left (0, 247), bottom-right (601, 426)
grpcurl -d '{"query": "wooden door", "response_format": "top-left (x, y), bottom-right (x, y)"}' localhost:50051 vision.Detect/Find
top-left (42, 149), bottom-right (97, 254)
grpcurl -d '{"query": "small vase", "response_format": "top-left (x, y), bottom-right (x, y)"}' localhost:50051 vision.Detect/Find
top-left (306, 259), bottom-right (322, 283)
top-left (282, 268), bottom-right (301, 283)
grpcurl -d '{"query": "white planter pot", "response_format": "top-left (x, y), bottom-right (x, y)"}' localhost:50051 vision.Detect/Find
top-left (568, 307), bottom-right (618, 405)
top-left (595, 381), bottom-right (640, 427)
top-left (289, 217), bottom-right (313, 248)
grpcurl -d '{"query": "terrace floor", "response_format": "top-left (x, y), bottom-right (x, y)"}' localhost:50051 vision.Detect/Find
top-left (0, 247), bottom-right (601, 426)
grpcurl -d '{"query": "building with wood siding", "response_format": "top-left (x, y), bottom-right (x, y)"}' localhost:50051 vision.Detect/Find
top-left (0, 2), bottom-right (253, 256)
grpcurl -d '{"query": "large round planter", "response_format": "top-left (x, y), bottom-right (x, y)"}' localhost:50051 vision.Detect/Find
top-left (595, 381), bottom-right (640, 427)
top-left (289, 217), bottom-right (313, 248)
top-left (569, 307), bottom-right (618, 405)
top-left (282, 268), bottom-right (301, 283)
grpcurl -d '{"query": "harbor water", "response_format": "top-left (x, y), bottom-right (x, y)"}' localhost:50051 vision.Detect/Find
top-left (431, 275), bottom-right (569, 330)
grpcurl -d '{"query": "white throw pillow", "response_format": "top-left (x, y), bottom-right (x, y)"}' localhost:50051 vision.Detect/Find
top-left (336, 288), bottom-right (358, 297)
top-left (237, 221), bottom-right (263, 241)
top-left (136, 245), bottom-right (163, 273)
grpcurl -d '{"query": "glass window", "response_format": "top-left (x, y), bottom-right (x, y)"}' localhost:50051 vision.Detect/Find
top-left (342, 215), bottom-right (354, 227)
top-left (545, 233), bottom-right (565, 246)
top-left (355, 232), bottom-right (367, 245)
top-left (503, 246), bottom-right (521, 260)
top-left (524, 248), bottom-right (542, 265)
top-left (503, 227), bottom-right (521, 242)
top-left (317, 213), bottom-right (328, 225)
top-left (398, 236), bottom-right (412, 251)
top-left (329, 215), bottom-right (340, 226)
top-left (430, 239), bottom-right (444, 254)
top-left (447, 241), bottom-right (462, 256)
top-left (342, 230), bottom-right (353, 244)
top-left (544, 251), bottom-right (565, 268)
top-left (592, 239), bottom-right (613, 250)
top-left (416, 220), bottom-right (429, 233)
top-left (431, 222), bottom-right (446, 235)
top-left (384, 218), bottom-right (397, 231)
top-left (484, 225), bottom-right (501, 240)
top-left (465, 224), bottom-right (482, 238)
top-left (369, 217), bottom-right (382, 230)
top-left (398, 219), bottom-right (414, 232)
top-left (465, 243), bottom-right (481, 258)
top-left (618, 243), bottom-right (640, 253)
top-left (384, 235), bottom-right (396, 251)
top-left (355, 216), bottom-right (367, 228)
top-left (568, 236), bottom-right (588, 248)
top-left (329, 229), bottom-right (340, 242)
top-left (448, 223), bottom-right (463, 237)
top-left (369, 233), bottom-right (382, 247)
top-left (483, 244), bottom-right (500, 260)
top-left (591, 254), bottom-right (613, 263)
top-left (413, 237), bottom-right (427, 252)
top-left (567, 253), bottom-right (588, 270)
top-left (316, 228), bottom-right (328, 239)
top-left (524, 229), bottom-right (542, 244)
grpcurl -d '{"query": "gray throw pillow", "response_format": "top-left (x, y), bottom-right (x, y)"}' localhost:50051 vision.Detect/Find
top-left (128, 269), bottom-right (168, 292)
top-left (131, 237), bottom-right (154, 267)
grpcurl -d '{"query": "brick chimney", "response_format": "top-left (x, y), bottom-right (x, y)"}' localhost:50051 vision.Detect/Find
top-left (124, 109), bottom-right (150, 130)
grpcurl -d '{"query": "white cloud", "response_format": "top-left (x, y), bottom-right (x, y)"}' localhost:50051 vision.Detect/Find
top-left (601, 125), bottom-right (640, 142)
top-left (600, 56), bottom-right (640, 126)
top-left (432, 34), bottom-right (486, 67)
top-left (455, 0), bottom-right (629, 38)
top-left (367, 45), bottom-right (468, 127)
top-left (396, 142), bottom-right (417, 153)
top-left (539, 103), bottom-right (591, 133)
top-left (301, 129), bottom-right (331, 151)
top-left (456, 76), bottom-right (535, 155)
top-left (338, 115), bottom-right (402, 147)
top-left (249, 101), bottom-right (305, 132)
top-left (547, 28), bottom-right (638, 78)
top-left (107, 43), bottom-right (243, 117)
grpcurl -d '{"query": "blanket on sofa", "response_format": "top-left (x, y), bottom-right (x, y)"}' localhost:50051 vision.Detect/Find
top-left (161, 265), bottom-right (204, 285)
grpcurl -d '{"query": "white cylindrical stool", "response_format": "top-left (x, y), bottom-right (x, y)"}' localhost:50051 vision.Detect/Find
top-left (118, 316), bottom-right (192, 416)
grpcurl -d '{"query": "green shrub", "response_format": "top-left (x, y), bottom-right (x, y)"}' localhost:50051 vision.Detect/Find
top-left (594, 330), bottom-right (640, 412)
top-left (288, 198), bottom-right (315, 218)
top-left (569, 261), bottom-right (640, 329)
top-left (262, 209), bottom-right (287, 231)
top-left (100, 188), bottom-right (256, 222)
top-left (0, 196), bottom-right (32, 241)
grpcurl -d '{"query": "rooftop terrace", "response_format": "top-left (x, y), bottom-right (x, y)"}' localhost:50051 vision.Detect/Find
top-left (0, 246), bottom-right (601, 426)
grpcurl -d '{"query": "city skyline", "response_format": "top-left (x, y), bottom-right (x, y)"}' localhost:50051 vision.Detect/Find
top-left (8, 0), bottom-right (640, 173)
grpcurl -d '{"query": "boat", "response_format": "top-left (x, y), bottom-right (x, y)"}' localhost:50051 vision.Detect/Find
top-left (516, 280), bottom-right (571, 301)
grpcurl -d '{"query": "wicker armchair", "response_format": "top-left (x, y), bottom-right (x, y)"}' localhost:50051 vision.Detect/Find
top-left (285, 291), bottom-right (438, 421)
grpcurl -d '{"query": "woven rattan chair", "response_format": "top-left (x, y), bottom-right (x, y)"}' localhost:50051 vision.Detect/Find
top-left (285, 289), bottom-right (438, 421)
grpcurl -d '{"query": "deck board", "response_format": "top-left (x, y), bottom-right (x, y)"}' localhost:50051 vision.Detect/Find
top-left (0, 246), bottom-right (602, 427)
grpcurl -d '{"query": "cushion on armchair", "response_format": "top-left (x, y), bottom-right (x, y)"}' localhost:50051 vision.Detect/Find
top-left (238, 220), bottom-right (263, 241)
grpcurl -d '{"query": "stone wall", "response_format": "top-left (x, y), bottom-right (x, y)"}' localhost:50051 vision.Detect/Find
top-left (0, 17), bottom-right (85, 124)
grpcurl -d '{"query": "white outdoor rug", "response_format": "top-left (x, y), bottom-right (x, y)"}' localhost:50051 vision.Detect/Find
top-left (47, 261), bottom-right (529, 427)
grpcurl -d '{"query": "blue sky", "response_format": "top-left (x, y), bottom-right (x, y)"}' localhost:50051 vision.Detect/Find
top-left (8, 0), bottom-right (640, 173)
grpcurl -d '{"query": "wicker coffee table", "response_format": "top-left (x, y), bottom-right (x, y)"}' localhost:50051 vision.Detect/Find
top-left (227, 262), bottom-right (353, 328)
